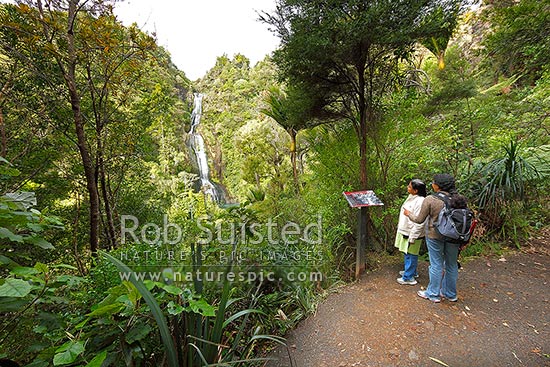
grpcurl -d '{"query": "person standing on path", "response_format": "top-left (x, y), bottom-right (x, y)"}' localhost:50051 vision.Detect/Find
top-left (395, 179), bottom-right (427, 285)
top-left (403, 173), bottom-right (460, 303)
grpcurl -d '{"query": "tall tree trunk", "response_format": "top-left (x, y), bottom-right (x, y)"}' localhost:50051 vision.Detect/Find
top-left (356, 62), bottom-right (370, 276)
top-left (359, 124), bottom-right (368, 189)
top-left (68, 87), bottom-right (100, 255)
top-left (358, 66), bottom-right (368, 190)
top-left (64, 1), bottom-right (100, 256)
top-left (87, 56), bottom-right (117, 250)
top-left (98, 148), bottom-right (117, 249)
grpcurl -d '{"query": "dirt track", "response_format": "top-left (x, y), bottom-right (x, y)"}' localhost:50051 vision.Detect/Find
top-left (267, 237), bottom-right (550, 367)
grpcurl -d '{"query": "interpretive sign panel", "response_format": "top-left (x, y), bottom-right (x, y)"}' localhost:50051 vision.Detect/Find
top-left (343, 190), bottom-right (384, 208)
top-left (343, 190), bottom-right (383, 279)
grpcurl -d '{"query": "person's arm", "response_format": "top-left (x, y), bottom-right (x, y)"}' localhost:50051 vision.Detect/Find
top-left (404, 197), bottom-right (431, 224)
top-left (408, 198), bottom-right (425, 241)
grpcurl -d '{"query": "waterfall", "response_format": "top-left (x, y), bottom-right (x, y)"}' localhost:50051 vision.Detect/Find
top-left (189, 93), bottom-right (202, 134)
top-left (187, 93), bottom-right (224, 203)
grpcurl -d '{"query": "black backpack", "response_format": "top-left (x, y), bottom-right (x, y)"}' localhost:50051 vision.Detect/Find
top-left (433, 192), bottom-right (475, 245)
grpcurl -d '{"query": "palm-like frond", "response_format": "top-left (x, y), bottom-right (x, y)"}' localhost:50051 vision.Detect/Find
top-left (478, 140), bottom-right (541, 208)
top-left (261, 86), bottom-right (289, 128)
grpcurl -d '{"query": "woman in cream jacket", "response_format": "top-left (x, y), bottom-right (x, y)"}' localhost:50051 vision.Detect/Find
top-left (395, 179), bottom-right (427, 285)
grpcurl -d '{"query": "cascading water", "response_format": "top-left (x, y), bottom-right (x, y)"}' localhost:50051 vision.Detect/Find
top-left (187, 93), bottom-right (224, 203)
top-left (189, 92), bottom-right (202, 135)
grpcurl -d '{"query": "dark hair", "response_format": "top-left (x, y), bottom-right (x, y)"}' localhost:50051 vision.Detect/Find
top-left (450, 194), bottom-right (468, 209)
top-left (433, 173), bottom-right (457, 194)
top-left (410, 179), bottom-right (427, 197)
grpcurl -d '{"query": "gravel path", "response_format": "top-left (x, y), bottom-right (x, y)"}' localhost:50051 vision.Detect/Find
top-left (267, 242), bottom-right (550, 367)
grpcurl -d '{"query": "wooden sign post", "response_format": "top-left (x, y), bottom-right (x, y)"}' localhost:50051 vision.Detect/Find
top-left (343, 190), bottom-right (384, 279)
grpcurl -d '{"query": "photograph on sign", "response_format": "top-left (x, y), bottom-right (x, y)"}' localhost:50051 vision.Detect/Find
top-left (343, 190), bottom-right (384, 207)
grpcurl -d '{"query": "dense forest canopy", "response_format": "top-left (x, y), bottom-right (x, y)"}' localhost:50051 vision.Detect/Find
top-left (0, 0), bottom-right (548, 365)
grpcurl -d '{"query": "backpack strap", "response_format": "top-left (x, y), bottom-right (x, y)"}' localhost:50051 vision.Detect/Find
top-left (431, 192), bottom-right (451, 228)
top-left (432, 192), bottom-right (451, 209)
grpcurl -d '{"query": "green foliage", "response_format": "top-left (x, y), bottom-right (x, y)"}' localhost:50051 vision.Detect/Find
top-left (482, 0), bottom-right (550, 85)
top-left (0, 191), bottom-right (63, 257)
top-left (195, 54), bottom-right (288, 202)
top-left (461, 139), bottom-right (548, 246)
top-left (233, 118), bottom-right (292, 198)
top-left (0, 191), bottom-right (84, 365)
top-left (84, 351), bottom-right (108, 367)
top-left (11, 194), bottom-right (324, 366)
top-left (101, 252), bottom-right (178, 367)
top-left (0, 1), bottom-right (190, 257)
top-left (297, 124), bottom-right (358, 274)
top-left (261, 86), bottom-right (289, 129)
top-left (262, 0), bottom-right (468, 132)
top-left (53, 341), bottom-right (85, 366)
top-left (476, 140), bottom-right (541, 208)
top-left (419, 1), bottom-right (463, 70)
top-left (0, 278), bottom-right (31, 297)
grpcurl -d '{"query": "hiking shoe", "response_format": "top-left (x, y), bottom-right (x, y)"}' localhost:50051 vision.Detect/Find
top-left (440, 293), bottom-right (458, 302)
top-left (417, 290), bottom-right (441, 303)
top-left (397, 277), bottom-right (417, 285)
top-left (399, 271), bottom-right (419, 278)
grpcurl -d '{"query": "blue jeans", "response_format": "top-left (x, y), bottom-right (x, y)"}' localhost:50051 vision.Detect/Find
top-left (426, 237), bottom-right (459, 300)
top-left (403, 253), bottom-right (418, 281)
